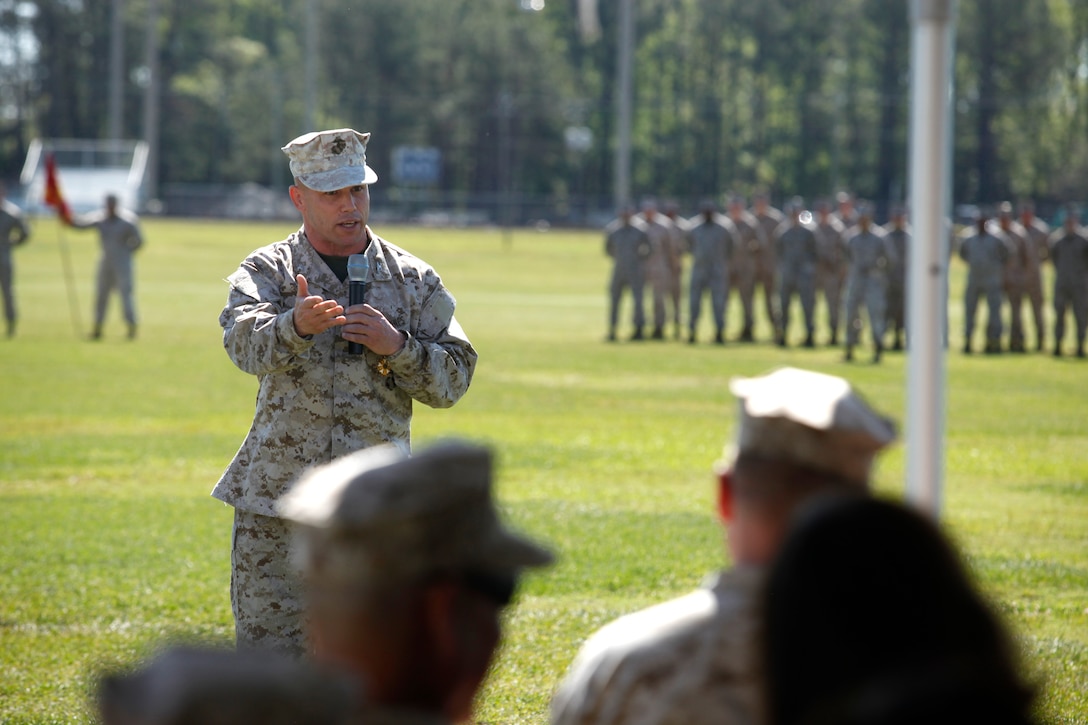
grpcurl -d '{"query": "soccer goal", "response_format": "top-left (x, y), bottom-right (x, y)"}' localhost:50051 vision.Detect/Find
top-left (20, 137), bottom-right (148, 216)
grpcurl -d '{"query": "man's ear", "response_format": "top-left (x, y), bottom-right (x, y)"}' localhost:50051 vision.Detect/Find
top-left (288, 184), bottom-right (304, 213)
top-left (717, 469), bottom-right (735, 522)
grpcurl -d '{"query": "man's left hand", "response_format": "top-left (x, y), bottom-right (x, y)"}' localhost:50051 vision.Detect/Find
top-left (342, 304), bottom-right (407, 356)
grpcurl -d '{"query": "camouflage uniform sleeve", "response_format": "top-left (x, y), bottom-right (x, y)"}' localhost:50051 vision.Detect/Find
top-left (220, 249), bottom-right (316, 376)
top-left (382, 281), bottom-right (477, 409)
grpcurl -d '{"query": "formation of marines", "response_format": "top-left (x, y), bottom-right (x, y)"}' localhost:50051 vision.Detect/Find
top-left (605, 194), bottom-right (1088, 361)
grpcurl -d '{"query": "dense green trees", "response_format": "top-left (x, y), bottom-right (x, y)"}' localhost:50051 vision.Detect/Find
top-left (3, 0), bottom-right (1086, 215)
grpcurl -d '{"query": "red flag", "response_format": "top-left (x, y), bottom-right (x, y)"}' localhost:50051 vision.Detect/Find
top-left (43, 152), bottom-right (72, 224)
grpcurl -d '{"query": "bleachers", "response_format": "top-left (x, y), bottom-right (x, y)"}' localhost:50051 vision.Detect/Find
top-left (20, 138), bottom-right (147, 216)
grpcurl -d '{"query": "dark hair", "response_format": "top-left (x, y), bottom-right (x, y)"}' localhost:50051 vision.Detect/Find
top-left (761, 496), bottom-right (1036, 725)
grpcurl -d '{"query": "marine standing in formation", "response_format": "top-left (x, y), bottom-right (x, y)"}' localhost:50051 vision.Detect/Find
top-left (959, 209), bottom-right (1010, 354)
top-left (813, 199), bottom-right (848, 347)
top-left (686, 199), bottom-right (736, 345)
top-left (843, 204), bottom-right (897, 363)
top-left (1048, 206), bottom-right (1088, 358)
top-left (751, 193), bottom-right (785, 342)
top-left (727, 194), bottom-right (768, 343)
top-left (605, 205), bottom-right (652, 342)
top-left (640, 199), bottom-right (683, 341)
top-left (773, 197), bottom-right (818, 348)
top-left (599, 194), bottom-right (1082, 361)
top-left (882, 204), bottom-right (911, 352)
top-left (664, 200), bottom-right (690, 339)
top-left (996, 202), bottom-right (1032, 353)
top-left (1018, 200), bottom-right (1051, 352)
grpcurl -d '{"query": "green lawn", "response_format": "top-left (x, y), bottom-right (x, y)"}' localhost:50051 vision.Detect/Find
top-left (1, 217), bottom-right (1085, 724)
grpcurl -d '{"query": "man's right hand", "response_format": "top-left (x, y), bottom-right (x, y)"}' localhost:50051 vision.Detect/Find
top-left (292, 274), bottom-right (346, 337)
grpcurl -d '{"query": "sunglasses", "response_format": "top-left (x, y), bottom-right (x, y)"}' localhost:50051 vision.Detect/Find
top-left (460, 569), bottom-right (519, 607)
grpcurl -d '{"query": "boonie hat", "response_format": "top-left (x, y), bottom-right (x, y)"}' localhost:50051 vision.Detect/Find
top-left (721, 367), bottom-right (897, 483)
top-left (277, 440), bottom-right (555, 582)
top-left (282, 128), bottom-right (378, 191)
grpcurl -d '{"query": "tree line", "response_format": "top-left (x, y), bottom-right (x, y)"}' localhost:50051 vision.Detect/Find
top-left (3, 0), bottom-right (1087, 217)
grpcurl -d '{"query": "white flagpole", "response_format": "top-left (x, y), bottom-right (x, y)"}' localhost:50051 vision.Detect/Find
top-left (613, 0), bottom-right (634, 208)
top-left (906, 0), bottom-right (958, 518)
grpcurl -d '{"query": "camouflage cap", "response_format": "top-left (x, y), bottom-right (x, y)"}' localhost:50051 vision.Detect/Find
top-left (282, 128), bottom-right (378, 191)
top-left (97, 647), bottom-right (357, 725)
top-left (277, 440), bottom-right (555, 582)
top-left (721, 367), bottom-right (897, 484)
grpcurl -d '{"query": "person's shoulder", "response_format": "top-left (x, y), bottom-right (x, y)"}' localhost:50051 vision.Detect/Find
top-left (554, 571), bottom-right (763, 722)
top-left (233, 229), bottom-right (305, 273)
top-left (249, 228), bottom-right (303, 255)
top-left (715, 213), bottom-right (738, 231)
top-left (569, 587), bottom-right (721, 678)
top-left (117, 208), bottom-right (141, 225)
top-left (608, 217), bottom-right (648, 233)
top-left (369, 233), bottom-right (450, 287)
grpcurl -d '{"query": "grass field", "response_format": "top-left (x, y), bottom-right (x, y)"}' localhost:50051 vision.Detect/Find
top-left (1, 216), bottom-right (1085, 724)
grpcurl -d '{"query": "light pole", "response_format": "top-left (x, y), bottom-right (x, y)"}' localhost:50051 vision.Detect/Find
top-left (142, 0), bottom-right (161, 204)
top-left (109, 0), bottom-right (124, 140)
top-left (906, 0), bottom-right (958, 519)
top-left (613, 0), bottom-right (634, 209)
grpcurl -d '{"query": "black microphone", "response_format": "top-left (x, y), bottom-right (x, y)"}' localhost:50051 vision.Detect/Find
top-left (347, 254), bottom-right (369, 355)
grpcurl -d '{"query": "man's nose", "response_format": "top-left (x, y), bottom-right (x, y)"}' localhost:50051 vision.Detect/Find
top-left (339, 191), bottom-right (358, 212)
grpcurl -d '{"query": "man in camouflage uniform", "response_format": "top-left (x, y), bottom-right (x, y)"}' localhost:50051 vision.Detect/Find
top-left (751, 193), bottom-right (785, 341)
top-left (882, 205), bottom-right (911, 351)
top-left (68, 193), bottom-right (144, 340)
top-left (1018, 200), bottom-right (1051, 351)
top-left (550, 367), bottom-right (896, 725)
top-left (843, 204), bottom-right (897, 363)
top-left (279, 439), bottom-right (554, 725)
top-left (663, 200), bottom-right (690, 339)
top-left (640, 199), bottom-right (683, 340)
top-left (1048, 206), bottom-right (1088, 358)
top-left (995, 202), bottom-right (1032, 353)
top-left (813, 199), bottom-right (848, 346)
top-left (214, 128), bottom-right (478, 657)
top-left (774, 197), bottom-right (818, 348)
top-left (959, 209), bottom-right (1011, 354)
top-left (686, 199), bottom-right (736, 345)
top-left (605, 204), bottom-right (652, 341)
top-left (0, 181), bottom-right (30, 338)
top-left (726, 195), bottom-right (767, 343)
